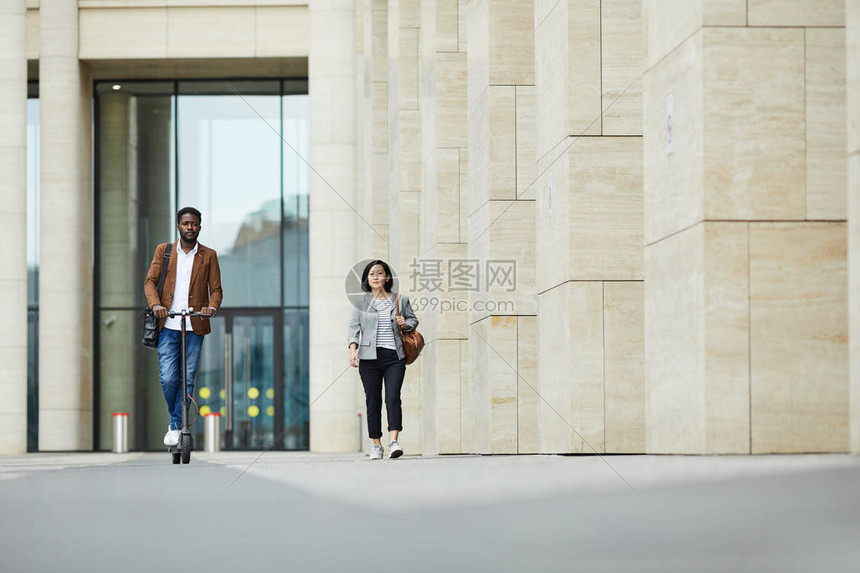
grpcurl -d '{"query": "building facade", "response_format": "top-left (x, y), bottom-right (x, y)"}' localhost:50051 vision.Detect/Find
top-left (1, 0), bottom-right (859, 456)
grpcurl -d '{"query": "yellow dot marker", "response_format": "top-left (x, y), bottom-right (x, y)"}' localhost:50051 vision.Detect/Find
top-left (266, 406), bottom-right (274, 417)
top-left (248, 387), bottom-right (259, 399)
top-left (248, 405), bottom-right (260, 417)
top-left (266, 388), bottom-right (275, 399)
top-left (219, 407), bottom-right (226, 416)
top-left (199, 387), bottom-right (211, 399)
top-left (199, 405), bottom-right (211, 416)
top-left (219, 389), bottom-right (226, 400)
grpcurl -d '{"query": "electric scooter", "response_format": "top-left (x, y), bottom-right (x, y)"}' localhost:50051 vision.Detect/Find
top-left (166, 308), bottom-right (214, 465)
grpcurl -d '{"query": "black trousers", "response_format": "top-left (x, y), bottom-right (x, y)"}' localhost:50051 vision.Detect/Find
top-left (359, 347), bottom-right (406, 439)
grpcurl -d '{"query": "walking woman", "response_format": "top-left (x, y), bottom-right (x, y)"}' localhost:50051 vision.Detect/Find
top-left (348, 260), bottom-right (419, 459)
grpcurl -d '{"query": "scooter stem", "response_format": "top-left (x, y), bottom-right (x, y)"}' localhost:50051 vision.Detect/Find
top-left (180, 309), bottom-right (189, 435)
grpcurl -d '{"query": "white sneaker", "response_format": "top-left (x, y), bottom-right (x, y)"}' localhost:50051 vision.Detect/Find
top-left (163, 427), bottom-right (179, 447)
top-left (388, 440), bottom-right (403, 459)
top-left (370, 445), bottom-right (384, 460)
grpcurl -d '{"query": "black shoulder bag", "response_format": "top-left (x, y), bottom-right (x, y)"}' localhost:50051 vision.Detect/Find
top-left (142, 244), bottom-right (171, 349)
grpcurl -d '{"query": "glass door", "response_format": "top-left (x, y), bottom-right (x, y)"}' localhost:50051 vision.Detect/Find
top-left (226, 312), bottom-right (282, 449)
top-left (193, 309), bottom-right (283, 450)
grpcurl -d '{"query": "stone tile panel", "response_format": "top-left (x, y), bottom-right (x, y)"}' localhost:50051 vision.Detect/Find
top-left (604, 281), bottom-right (645, 453)
top-left (750, 222), bottom-right (848, 453)
top-left (805, 28), bottom-right (847, 221)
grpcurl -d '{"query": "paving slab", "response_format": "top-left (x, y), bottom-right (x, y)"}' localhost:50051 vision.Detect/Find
top-left (0, 452), bottom-right (859, 573)
top-left (199, 451), bottom-right (860, 510)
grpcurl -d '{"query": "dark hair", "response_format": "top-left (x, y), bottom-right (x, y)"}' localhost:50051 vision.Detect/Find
top-left (176, 207), bottom-right (202, 224)
top-left (361, 260), bottom-right (394, 293)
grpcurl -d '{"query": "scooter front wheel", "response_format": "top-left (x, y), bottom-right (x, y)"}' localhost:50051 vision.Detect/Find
top-left (180, 433), bottom-right (192, 464)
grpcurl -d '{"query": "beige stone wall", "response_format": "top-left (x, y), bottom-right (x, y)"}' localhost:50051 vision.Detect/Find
top-left (11, 0), bottom-right (855, 455)
top-left (359, 0), bottom-right (391, 260)
top-left (418, 0), bottom-right (470, 455)
top-left (849, 0), bottom-right (860, 454)
top-left (643, 1), bottom-right (848, 454)
top-left (76, 1), bottom-right (309, 60)
top-left (467, 0), bottom-right (538, 454)
top-left (534, 0), bottom-right (645, 454)
top-left (0, 0), bottom-right (28, 455)
top-left (387, 0), bottom-right (423, 455)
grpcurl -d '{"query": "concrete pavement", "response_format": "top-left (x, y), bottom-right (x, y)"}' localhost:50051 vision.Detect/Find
top-left (1, 451), bottom-right (859, 572)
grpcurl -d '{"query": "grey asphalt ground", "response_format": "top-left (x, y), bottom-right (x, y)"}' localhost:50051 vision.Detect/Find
top-left (1, 452), bottom-right (860, 573)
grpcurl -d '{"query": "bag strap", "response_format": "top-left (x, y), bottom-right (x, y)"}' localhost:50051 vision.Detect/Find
top-left (395, 293), bottom-right (409, 332)
top-left (155, 242), bottom-right (171, 299)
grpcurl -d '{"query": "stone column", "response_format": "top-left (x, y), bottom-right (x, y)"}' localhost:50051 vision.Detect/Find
top-left (848, 0), bottom-right (860, 453)
top-left (360, 0), bottom-right (390, 258)
top-left (308, 0), bottom-right (360, 452)
top-left (0, 0), bottom-right (28, 455)
top-left (419, 0), bottom-right (469, 455)
top-left (644, 0), bottom-right (847, 454)
top-left (533, 0), bottom-right (645, 455)
top-left (387, 0), bottom-right (423, 455)
top-left (467, 0), bottom-right (537, 454)
top-left (352, 0), bottom-right (394, 454)
top-left (354, 0), bottom-right (366, 253)
top-left (39, 0), bottom-right (94, 451)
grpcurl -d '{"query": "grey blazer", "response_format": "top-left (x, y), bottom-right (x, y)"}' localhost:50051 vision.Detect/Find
top-left (347, 292), bottom-right (419, 361)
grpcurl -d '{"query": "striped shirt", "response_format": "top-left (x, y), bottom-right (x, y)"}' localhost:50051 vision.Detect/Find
top-left (371, 296), bottom-right (397, 351)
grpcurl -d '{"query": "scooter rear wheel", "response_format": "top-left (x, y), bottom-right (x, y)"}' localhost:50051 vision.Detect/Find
top-left (180, 433), bottom-right (192, 464)
top-left (172, 451), bottom-right (181, 464)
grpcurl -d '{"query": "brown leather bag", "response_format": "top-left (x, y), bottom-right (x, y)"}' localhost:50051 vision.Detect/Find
top-left (396, 293), bottom-right (424, 365)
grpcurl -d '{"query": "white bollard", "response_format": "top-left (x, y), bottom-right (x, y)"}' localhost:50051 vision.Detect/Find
top-left (204, 412), bottom-right (222, 453)
top-left (111, 412), bottom-right (129, 453)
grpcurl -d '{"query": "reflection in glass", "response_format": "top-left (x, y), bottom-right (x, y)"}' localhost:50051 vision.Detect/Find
top-left (193, 317), bottom-right (226, 449)
top-left (232, 316), bottom-right (275, 448)
top-left (27, 311), bottom-right (38, 452)
top-left (283, 309), bottom-right (309, 450)
top-left (26, 98), bottom-right (39, 307)
top-left (95, 83), bottom-right (175, 450)
top-left (178, 93), bottom-right (281, 308)
top-left (98, 310), bottom-right (137, 448)
top-left (282, 95), bottom-right (310, 308)
top-left (26, 93), bottom-right (39, 451)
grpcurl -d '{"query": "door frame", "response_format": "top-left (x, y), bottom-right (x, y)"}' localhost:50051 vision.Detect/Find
top-left (218, 307), bottom-right (284, 451)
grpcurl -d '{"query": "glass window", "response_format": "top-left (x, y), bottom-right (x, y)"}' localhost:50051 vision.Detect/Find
top-left (27, 311), bottom-right (38, 452)
top-left (178, 86), bottom-right (282, 308)
top-left (95, 82), bottom-right (175, 449)
top-left (26, 87), bottom-right (39, 452)
top-left (282, 94), bottom-right (310, 308)
top-left (283, 308), bottom-right (309, 450)
top-left (94, 80), bottom-right (310, 451)
top-left (26, 98), bottom-right (39, 308)
top-left (97, 84), bottom-right (174, 309)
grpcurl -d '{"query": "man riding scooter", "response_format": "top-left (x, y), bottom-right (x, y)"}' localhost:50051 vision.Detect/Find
top-left (144, 207), bottom-right (223, 448)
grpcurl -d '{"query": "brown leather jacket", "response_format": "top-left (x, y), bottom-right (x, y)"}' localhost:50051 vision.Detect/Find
top-left (144, 240), bottom-right (223, 336)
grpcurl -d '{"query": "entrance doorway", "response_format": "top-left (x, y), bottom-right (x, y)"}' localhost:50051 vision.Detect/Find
top-left (93, 79), bottom-right (310, 451)
top-left (195, 310), bottom-right (282, 450)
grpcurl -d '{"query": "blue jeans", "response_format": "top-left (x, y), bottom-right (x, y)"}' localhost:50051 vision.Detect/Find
top-left (157, 328), bottom-right (204, 431)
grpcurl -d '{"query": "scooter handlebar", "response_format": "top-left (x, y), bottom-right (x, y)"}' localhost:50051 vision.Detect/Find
top-left (166, 309), bottom-right (217, 318)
